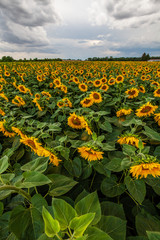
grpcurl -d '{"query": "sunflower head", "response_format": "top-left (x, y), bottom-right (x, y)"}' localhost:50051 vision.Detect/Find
top-left (89, 91), bottom-right (102, 103)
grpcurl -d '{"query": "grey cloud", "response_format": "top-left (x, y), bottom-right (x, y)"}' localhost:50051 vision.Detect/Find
top-left (0, 0), bottom-right (59, 27)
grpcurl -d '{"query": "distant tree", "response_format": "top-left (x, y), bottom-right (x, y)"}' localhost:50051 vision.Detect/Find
top-left (1, 56), bottom-right (14, 62)
top-left (141, 53), bottom-right (150, 61)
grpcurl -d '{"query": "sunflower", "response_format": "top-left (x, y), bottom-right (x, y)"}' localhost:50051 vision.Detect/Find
top-left (117, 133), bottom-right (144, 148)
top-left (33, 98), bottom-right (43, 111)
top-left (153, 88), bottom-right (160, 97)
top-left (0, 120), bottom-right (15, 138)
top-left (101, 77), bottom-right (107, 84)
top-left (73, 77), bottom-right (79, 84)
top-left (138, 85), bottom-right (145, 93)
top-left (57, 101), bottom-right (65, 108)
top-left (18, 85), bottom-right (28, 94)
top-left (49, 153), bottom-right (61, 166)
top-left (78, 83), bottom-right (88, 92)
top-left (0, 92), bottom-right (9, 102)
top-left (154, 113), bottom-right (160, 126)
top-left (37, 75), bottom-right (43, 82)
top-left (12, 126), bottom-right (26, 138)
top-left (116, 75), bottom-right (124, 84)
top-left (89, 92), bottom-right (102, 103)
top-left (136, 102), bottom-right (158, 117)
top-left (41, 91), bottom-right (51, 99)
top-left (20, 136), bottom-right (43, 155)
top-left (62, 98), bottom-right (72, 108)
top-left (100, 84), bottom-right (109, 91)
top-left (53, 78), bottom-right (61, 87)
top-left (80, 97), bottom-right (94, 108)
top-left (68, 113), bottom-right (85, 129)
top-left (125, 88), bottom-right (139, 99)
top-left (150, 81), bottom-right (159, 88)
top-left (87, 80), bottom-right (93, 86)
top-left (0, 108), bottom-right (5, 116)
top-left (60, 84), bottom-right (67, 94)
top-left (130, 154), bottom-right (160, 179)
top-left (4, 71), bottom-right (10, 77)
top-left (108, 77), bottom-right (116, 85)
top-left (141, 75), bottom-right (146, 81)
top-left (116, 108), bottom-right (132, 117)
top-left (0, 85), bottom-right (3, 92)
top-left (78, 146), bottom-right (104, 161)
top-left (129, 79), bottom-right (136, 85)
top-left (93, 79), bottom-right (102, 87)
top-left (35, 93), bottom-right (41, 99)
top-left (12, 96), bottom-right (25, 107)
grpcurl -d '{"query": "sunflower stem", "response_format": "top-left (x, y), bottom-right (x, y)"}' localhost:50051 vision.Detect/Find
top-left (0, 185), bottom-right (31, 201)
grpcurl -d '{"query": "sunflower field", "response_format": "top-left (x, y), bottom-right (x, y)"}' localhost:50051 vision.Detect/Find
top-left (0, 60), bottom-right (160, 239)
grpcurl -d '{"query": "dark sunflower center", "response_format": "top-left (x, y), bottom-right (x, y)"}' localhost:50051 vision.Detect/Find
top-left (93, 93), bottom-right (100, 99)
top-left (81, 85), bottom-right (86, 89)
top-left (156, 89), bottom-right (160, 94)
top-left (27, 140), bottom-right (36, 149)
top-left (117, 77), bottom-right (122, 81)
top-left (141, 106), bottom-right (152, 113)
top-left (84, 99), bottom-right (91, 104)
top-left (72, 117), bottom-right (81, 125)
top-left (128, 90), bottom-right (136, 95)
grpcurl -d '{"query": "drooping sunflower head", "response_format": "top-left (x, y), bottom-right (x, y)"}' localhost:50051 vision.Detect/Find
top-left (130, 154), bottom-right (160, 179)
top-left (116, 108), bottom-right (132, 117)
top-left (89, 91), bottom-right (102, 103)
top-left (117, 133), bottom-right (144, 148)
top-left (80, 97), bottom-right (94, 108)
top-left (153, 88), bottom-right (160, 97)
top-left (18, 85), bottom-right (28, 93)
top-left (136, 102), bottom-right (158, 117)
top-left (138, 85), bottom-right (145, 93)
top-left (68, 112), bottom-right (85, 129)
top-left (78, 146), bottom-right (104, 161)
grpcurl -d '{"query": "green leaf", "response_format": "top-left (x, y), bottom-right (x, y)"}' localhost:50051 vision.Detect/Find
top-left (1, 173), bottom-right (15, 184)
top-left (97, 215), bottom-right (126, 240)
top-left (42, 206), bottom-right (60, 238)
top-left (105, 158), bottom-right (123, 172)
top-left (31, 194), bottom-right (48, 212)
top-left (16, 171), bottom-right (51, 188)
top-left (143, 126), bottom-right (160, 142)
top-left (9, 205), bottom-right (44, 240)
top-left (122, 144), bottom-right (136, 156)
top-left (47, 174), bottom-right (77, 196)
top-left (101, 177), bottom-right (125, 197)
top-left (102, 142), bottom-right (116, 151)
top-left (138, 139), bottom-right (144, 150)
top-left (21, 157), bottom-right (49, 173)
top-left (136, 212), bottom-right (160, 236)
top-left (99, 121), bottom-right (112, 133)
top-left (69, 213), bottom-right (95, 237)
top-left (127, 236), bottom-right (148, 240)
top-left (145, 177), bottom-right (160, 195)
top-left (101, 201), bottom-right (126, 220)
top-left (0, 202), bottom-right (4, 216)
top-left (0, 156), bottom-right (8, 174)
top-left (147, 231), bottom-right (160, 240)
top-left (52, 198), bottom-right (77, 230)
top-left (75, 191), bottom-right (101, 225)
top-left (125, 176), bottom-right (146, 204)
top-left (85, 226), bottom-right (113, 240)
top-left (154, 146), bottom-right (160, 156)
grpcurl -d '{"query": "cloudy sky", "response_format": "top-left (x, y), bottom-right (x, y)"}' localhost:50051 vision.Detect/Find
top-left (0, 0), bottom-right (160, 60)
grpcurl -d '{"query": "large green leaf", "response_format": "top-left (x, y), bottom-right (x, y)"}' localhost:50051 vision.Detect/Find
top-left (75, 191), bottom-right (101, 225)
top-left (101, 177), bottom-right (125, 197)
top-left (85, 226), bottom-right (113, 240)
top-left (0, 156), bottom-right (8, 174)
top-left (52, 198), bottom-right (77, 230)
top-left (143, 126), bottom-right (160, 142)
top-left (136, 213), bottom-right (160, 236)
top-left (105, 158), bottom-right (123, 172)
top-left (101, 201), bottom-right (126, 220)
top-left (0, 202), bottom-right (3, 216)
top-left (69, 213), bottom-right (95, 237)
top-left (42, 206), bottom-right (60, 238)
top-left (97, 215), bottom-right (126, 240)
top-left (127, 236), bottom-right (148, 240)
top-left (9, 205), bottom-right (44, 240)
top-left (15, 171), bottom-right (51, 188)
top-left (147, 231), bottom-right (160, 240)
top-left (125, 176), bottom-right (146, 204)
top-left (21, 157), bottom-right (49, 173)
top-left (31, 194), bottom-right (48, 212)
top-left (47, 174), bottom-right (77, 196)
top-left (145, 177), bottom-right (160, 195)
